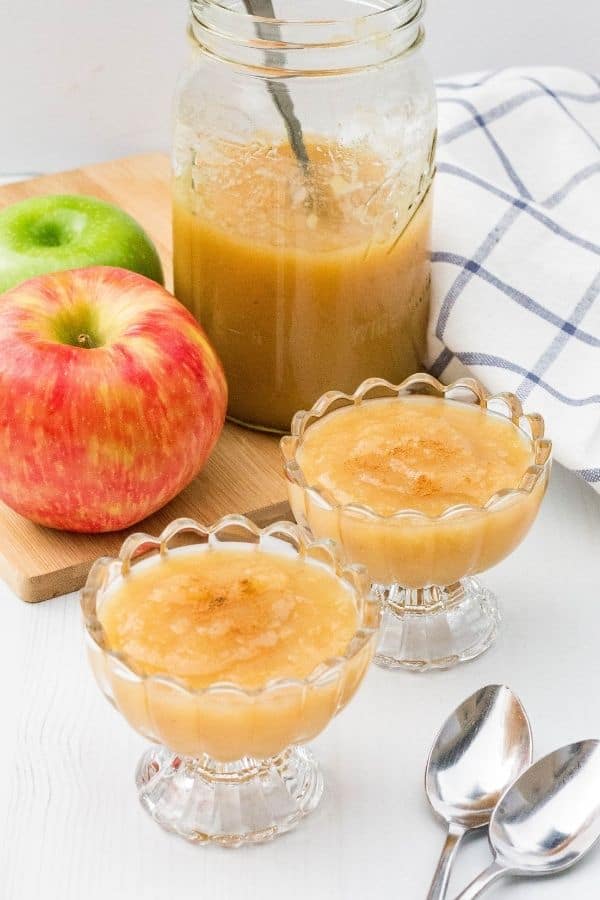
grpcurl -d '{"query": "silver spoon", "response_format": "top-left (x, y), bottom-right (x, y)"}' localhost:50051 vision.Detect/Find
top-left (425, 685), bottom-right (533, 900)
top-left (242, 0), bottom-right (311, 176)
top-left (455, 739), bottom-right (600, 898)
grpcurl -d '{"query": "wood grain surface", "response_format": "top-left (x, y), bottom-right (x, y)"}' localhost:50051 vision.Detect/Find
top-left (0, 155), bottom-right (289, 602)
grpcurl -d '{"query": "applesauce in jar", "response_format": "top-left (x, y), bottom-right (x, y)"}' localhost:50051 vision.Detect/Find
top-left (173, 139), bottom-right (432, 431)
top-left (173, 0), bottom-right (436, 431)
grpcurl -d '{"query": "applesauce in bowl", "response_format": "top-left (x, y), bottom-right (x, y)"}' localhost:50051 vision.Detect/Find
top-left (281, 374), bottom-right (552, 671)
top-left (82, 515), bottom-right (378, 846)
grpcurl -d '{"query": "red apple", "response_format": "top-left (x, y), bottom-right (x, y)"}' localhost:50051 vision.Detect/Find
top-left (0, 266), bottom-right (227, 532)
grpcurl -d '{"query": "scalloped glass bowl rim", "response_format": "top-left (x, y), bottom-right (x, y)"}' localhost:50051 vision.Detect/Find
top-left (81, 515), bottom-right (378, 701)
top-left (281, 373), bottom-right (553, 524)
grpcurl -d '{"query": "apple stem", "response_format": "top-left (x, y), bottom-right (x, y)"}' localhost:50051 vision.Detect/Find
top-left (77, 333), bottom-right (94, 349)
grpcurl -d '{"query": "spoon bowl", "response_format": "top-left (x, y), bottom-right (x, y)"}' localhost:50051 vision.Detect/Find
top-left (427, 684), bottom-right (533, 827)
top-left (492, 739), bottom-right (600, 874)
top-left (456, 739), bottom-right (600, 898)
top-left (425, 684), bottom-right (532, 899)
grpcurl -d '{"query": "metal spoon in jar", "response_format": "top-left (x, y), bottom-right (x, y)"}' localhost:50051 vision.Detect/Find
top-left (425, 685), bottom-right (533, 900)
top-left (242, 0), bottom-right (311, 175)
top-left (454, 739), bottom-right (600, 899)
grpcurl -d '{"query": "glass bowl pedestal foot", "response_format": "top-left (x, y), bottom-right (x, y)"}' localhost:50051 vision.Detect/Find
top-left (373, 577), bottom-right (500, 672)
top-left (135, 744), bottom-right (324, 847)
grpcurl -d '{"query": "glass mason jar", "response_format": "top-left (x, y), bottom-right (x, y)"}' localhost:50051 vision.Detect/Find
top-left (173, 0), bottom-right (436, 432)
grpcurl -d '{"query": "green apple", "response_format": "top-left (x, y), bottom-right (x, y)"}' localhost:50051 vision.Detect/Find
top-left (0, 194), bottom-right (164, 294)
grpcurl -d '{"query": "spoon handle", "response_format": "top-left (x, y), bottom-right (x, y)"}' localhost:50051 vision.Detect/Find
top-left (454, 861), bottom-right (507, 899)
top-left (242, 0), bottom-right (310, 173)
top-left (426, 823), bottom-right (468, 900)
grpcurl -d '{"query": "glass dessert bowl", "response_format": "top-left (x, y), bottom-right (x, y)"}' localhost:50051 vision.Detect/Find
top-left (81, 515), bottom-right (378, 846)
top-left (281, 374), bottom-right (552, 672)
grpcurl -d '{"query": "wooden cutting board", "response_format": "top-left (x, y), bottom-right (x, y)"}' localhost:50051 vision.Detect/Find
top-left (0, 154), bottom-right (290, 602)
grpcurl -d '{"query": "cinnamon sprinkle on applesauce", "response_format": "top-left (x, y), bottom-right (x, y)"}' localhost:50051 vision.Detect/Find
top-left (99, 548), bottom-right (357, 690)
top-left (298, 396), bottom-right (534, 516)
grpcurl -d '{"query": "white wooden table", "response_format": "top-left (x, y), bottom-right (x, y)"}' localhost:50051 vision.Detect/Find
top-left (1, 461), bottom-right (599, 900)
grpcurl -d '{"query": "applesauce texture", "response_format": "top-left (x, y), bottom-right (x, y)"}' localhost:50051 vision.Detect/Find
top-left (289, 396), bottom-right (546, 588)
top-left (173, 137), bottom-right (432, 431)
top-left (99, 547), bottom-right (358, 691)
top-left (297, 396), bottom-right (534, 516)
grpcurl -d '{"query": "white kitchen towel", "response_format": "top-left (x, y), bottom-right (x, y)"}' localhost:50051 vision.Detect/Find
top-left (429, 67), bottom-right (600, 490)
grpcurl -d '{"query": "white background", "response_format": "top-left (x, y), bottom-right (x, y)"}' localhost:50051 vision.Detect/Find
top-left (1, 3), bottom-right (599, 899)
top-left (0, 0), bottom-right (598, 174)
top-left (2, 466), bottom-right (600, 900)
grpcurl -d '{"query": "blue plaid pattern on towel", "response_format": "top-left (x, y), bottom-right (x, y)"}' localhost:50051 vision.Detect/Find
top-left (428, 67), bottom-right (600, 490)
